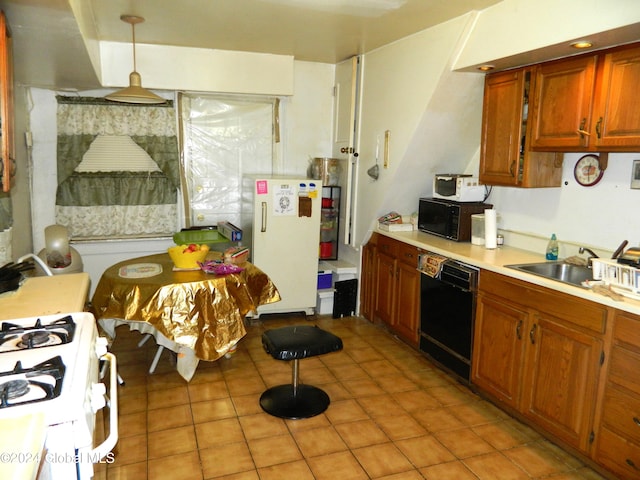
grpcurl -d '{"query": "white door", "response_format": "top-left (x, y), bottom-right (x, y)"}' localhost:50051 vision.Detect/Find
top-left (333, 56), bottom-right (362, 247)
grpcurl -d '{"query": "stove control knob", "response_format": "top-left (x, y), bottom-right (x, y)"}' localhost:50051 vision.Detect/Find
top-left (95, 337), bottom-right (109, 357)
top-left (91, 383), bottom-right (107, 412)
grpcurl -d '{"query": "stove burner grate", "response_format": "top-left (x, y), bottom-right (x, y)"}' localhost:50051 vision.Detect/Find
top-left (0, 356), bottom-right (65, 408)
top-left (0, 315), bottom-right (76, 352)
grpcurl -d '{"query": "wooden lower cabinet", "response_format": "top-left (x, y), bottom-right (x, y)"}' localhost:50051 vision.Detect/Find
top-left (472, 270), bottom-right (605, 455)
top-left (360, 233), bottom-right (420, 346)
top-left (359, 241), bottom-right (376, 321)
top-left (521, 312), bottom-right (602, 452)
top-left (393, 244), bottom-right (420, 344)
top-left (594, 311), bottom-right (640, 479)
top-left (473, 294), bottom-right (527, 409)
top-left (374, 248), bottom-right (396, 326)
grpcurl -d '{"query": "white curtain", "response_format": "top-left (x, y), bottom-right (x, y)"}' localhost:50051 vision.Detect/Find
top-left (180, 93), bottom-right (276, 228)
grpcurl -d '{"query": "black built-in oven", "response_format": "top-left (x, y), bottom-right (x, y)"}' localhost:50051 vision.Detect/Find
top-left (419, 258), bottom-right (478, 382)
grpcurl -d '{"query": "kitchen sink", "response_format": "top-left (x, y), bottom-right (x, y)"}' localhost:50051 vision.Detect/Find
top-left (506, 261), bottom-right (593, 287)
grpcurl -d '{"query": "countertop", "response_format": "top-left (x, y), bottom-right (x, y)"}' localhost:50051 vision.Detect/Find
top-left (0, 272), bottom-right (90, 320)
top-left (376, 228), bottom-right (640, 316)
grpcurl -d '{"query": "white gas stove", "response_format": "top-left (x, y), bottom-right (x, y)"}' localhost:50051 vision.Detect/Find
top-left (0, 312), bottom-right (118, 479)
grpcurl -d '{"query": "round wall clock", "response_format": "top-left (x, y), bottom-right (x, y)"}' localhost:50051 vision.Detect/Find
top-left (574, 154), bottom-right (604, 186)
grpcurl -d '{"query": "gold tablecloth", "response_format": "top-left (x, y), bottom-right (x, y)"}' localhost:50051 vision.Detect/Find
top-left (91, 252), bottom-right (280, 363)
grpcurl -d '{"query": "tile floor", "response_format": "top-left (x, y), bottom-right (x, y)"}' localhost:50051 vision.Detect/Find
top-left (99, 314), bottom-right (610, 480)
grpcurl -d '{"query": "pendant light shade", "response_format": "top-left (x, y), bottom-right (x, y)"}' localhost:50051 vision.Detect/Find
top-left (105, 15), bottom-right (165, 104)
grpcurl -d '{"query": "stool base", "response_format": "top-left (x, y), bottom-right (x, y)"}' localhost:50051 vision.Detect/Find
top-left (260, 384), bottom-right (330, 419)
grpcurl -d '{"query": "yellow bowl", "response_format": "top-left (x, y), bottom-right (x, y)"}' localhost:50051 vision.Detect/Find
top-left (168, 244), bottom-right (209, 269)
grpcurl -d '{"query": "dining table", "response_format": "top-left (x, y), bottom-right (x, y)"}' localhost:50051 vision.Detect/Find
top-left (90, 252), bottom-right (280, 381)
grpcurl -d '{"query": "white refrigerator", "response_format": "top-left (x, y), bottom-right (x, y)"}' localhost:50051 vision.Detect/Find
top-left (242, 176), bottom-right (322, 316)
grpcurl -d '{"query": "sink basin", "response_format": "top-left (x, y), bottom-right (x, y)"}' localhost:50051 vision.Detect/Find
top-left (506, 261), bottom-right (593, 287)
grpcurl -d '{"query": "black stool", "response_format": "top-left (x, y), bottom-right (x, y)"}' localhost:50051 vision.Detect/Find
top-left (260, 325), bottom-right (343, 419)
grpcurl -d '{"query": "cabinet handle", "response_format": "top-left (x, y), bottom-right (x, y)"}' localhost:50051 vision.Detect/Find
top-left (261, 202), bottom-right (267, 232)
top-left (516, 320), bottom-right (523, 340)
top-left (509, 160), bottom-right (516, 177)
top-left (633, 417), bottom-right (640, 427)
top-left (626, 458), bottom-right (639, 470)
top-left (576, 118), bottom-right (590, 138)
top-left (529, 324), bottom-right (537, 344)
top-left (595, 117), bottom-right (603, 139)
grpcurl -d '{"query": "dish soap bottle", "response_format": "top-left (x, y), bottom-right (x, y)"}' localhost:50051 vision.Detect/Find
top-left (546, 234), bottom-right (559, 260)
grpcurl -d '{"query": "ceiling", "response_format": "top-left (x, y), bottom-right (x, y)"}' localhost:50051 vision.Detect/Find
top-left (0, 0), bottom-right (503, 90)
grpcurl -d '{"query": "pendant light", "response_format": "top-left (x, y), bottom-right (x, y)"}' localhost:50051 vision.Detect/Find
top-left (105, 15), bottom-right (165, 104)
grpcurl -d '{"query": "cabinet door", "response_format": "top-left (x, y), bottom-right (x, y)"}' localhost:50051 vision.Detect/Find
top-left (522, 313), bottom-right (602, 453)
top-left (479, 69), bottom-right (525, 186)
top-left (529, 55), bottom-right (597, 150)
top-left (360, 241), bottom-right (376, 321)
top-left (593, 45), bottom-right (640, 149)
top-left (480, 69), bottom-right (561, 187)
top-left (0, 11), bottom-right (12, 192)
top-left (594, 310), bottom-right (640, 478)
top-left (393, 260), bottom-right (419, 345)
top-left (374, 251), bottom-right (396, 326)
top-left (472, 294), bottom-right (527, 409)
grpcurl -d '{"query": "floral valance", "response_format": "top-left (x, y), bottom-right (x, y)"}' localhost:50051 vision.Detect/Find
top-left (55, 96), bottom-right (180, 189)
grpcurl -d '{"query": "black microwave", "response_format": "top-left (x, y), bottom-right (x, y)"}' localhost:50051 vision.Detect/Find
top-left (418, 198), bottom-right (492, 242)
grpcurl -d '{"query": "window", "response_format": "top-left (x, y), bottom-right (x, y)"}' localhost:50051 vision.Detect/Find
top-left (179, 93), bottom-right (277, 228)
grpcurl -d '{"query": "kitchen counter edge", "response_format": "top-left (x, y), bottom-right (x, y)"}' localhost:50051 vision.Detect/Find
top-left (375, 229), bottom-right (640, 316)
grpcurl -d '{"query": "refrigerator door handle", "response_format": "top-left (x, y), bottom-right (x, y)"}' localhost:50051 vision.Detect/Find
top-left (261, 202), bottom-right (267, 232)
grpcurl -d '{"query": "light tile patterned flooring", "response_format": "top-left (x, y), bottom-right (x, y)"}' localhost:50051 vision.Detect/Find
top-left (100, 314), bottom-right (609, 480)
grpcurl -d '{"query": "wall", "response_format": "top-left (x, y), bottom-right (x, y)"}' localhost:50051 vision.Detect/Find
top-left (6, 85), bottom-right (33, 260)
top-left (25, 60), bottom-right (334, 293)
top-left (487, 152), bottom-right (640, 258)
top-left (455, 0), bottom-right (640, 71)
top-left (349, 1), bottom-right (640, 261)
top-left (279, 61), bottom-right (335, 174)
top-left (353, 14), bottom-right (482, 247)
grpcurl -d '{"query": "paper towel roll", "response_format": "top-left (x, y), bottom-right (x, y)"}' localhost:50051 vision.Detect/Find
top-left (484, 209), bottom-right (497, 249)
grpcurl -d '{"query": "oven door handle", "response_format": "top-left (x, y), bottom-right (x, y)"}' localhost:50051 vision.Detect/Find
top-left (439, 277), bottom-right (473, 293)
top-left (90, 352), bottom-right (118, 461)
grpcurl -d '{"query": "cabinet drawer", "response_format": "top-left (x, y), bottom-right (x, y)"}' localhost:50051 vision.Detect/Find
top-left (602, 386), bottom-right (640, 444)
top-left (596, 427), bottom-right (640, 480)
top-left (479, 270), bottom-right (607, 333)
top-left (397, 242), bottom-right (419, 267)
top-left (614, 312), bottom-right (640, 349)
top-left (377, 235), bottom-right (399, 258)
top-left (608, 344), bottom-right (640, 395)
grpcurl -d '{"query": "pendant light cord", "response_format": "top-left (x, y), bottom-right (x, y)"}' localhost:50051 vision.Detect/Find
top-left (131, 21), bottom-right (137, 72)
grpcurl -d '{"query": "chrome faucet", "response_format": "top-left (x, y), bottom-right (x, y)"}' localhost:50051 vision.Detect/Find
top-left (578, 247), bottom-right (599, 266)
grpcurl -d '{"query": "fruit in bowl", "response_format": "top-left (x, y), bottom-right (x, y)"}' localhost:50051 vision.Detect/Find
top-left (168, 243), bottom-right (210, 269)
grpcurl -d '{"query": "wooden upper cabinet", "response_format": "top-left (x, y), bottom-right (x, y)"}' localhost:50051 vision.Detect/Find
top-left (530, 42), bottom-right (640, 152)
top-left (479, 68), bottom-right (562, 188)
top-left (594, 45), bottom-right (640, 149)
top-left (529, 55), bottom-right (597, 150)
top-left (479, 69), bottom-right (524, 186)
top-left (0, 11), bottom-right (12, 192)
